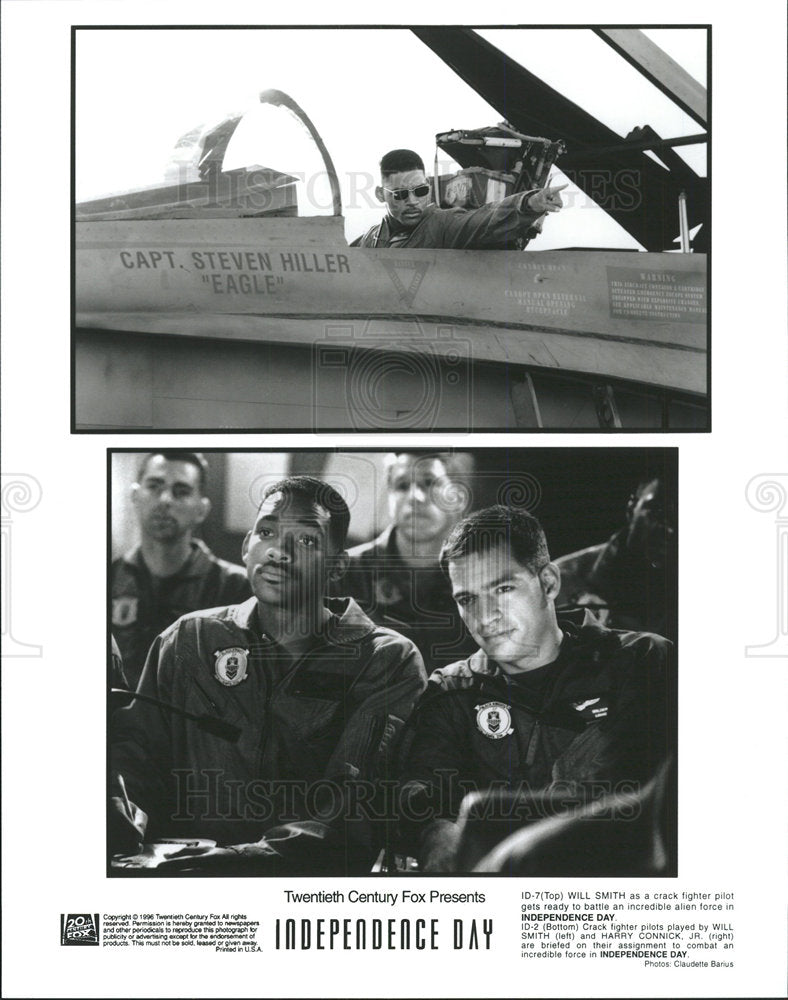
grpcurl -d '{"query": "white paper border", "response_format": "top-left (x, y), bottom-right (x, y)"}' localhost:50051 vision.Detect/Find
top-left (2, 2), bottom-right (786, 997)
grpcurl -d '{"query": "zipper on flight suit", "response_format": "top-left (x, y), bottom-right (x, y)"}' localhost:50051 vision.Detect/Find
top-left (524, 721), bottom-right (542, 767)
top-left (255, 642), bottom-right (325, 778)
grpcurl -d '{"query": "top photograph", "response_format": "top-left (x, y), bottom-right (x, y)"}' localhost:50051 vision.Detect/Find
top-left (72, 25), bottom-right (709, 433)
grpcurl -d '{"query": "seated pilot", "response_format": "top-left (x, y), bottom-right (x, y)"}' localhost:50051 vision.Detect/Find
top-left (111, 451), bottom-right (250, 691)
top-left (352, 149), bottom-right (565, 249)
top-left (399, 504), bottom-right (674, 874)
top-left (337, 451), bottom-right (477, 673)
top-left (110, 475), bottom-right (427, 874)
top-left (555, 475), bottom-right (676, 641)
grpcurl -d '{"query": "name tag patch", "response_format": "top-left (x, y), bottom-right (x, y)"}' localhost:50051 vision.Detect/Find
top-left (571, 697), bottom-right (609, 720)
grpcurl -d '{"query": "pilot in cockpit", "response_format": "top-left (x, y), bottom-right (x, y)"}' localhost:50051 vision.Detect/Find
top-left (352, 148), bottom-right (565, 250)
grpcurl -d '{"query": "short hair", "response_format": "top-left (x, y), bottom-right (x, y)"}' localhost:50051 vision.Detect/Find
top-left (136, 451), bottom-right (208, 493)
top-left (380, 149), bottom-right (425, 178)
top-left (385, 451), bottom-right (474, 484)
top-left (440, 505), bottom-right (550, 578)
top-left (260, 476), bottom-right (350, 551)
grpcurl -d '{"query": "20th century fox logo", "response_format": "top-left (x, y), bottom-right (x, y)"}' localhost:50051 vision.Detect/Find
top-left (61, 914), bottom-right (100, 946)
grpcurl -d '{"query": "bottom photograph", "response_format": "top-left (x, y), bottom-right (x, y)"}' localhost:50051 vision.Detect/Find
top-left (108, 447), bottom-right (677, 877)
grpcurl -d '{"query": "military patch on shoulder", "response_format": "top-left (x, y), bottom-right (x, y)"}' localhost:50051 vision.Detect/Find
top-left (214, 647), bottom-right (249, 686)
top-left (475, 701), bottom-right (513, 739)
top-left (112, 596), bottom-right (138, 627)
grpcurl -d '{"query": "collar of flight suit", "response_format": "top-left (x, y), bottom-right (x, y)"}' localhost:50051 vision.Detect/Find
top-left (225, 594), bottom-right (380, 647)
top-left (124, 538), bottom-right (215, 581)
top-left (427, 608), bottom-right (610, 691)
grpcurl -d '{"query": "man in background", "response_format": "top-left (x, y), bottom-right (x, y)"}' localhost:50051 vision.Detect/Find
top-left (555, 476), bottom-right (676, 641)
top-left (338, 451), bottom-right (477, 672)
top-left (352, 149), bottom-right (565, 249)
top-left (111, 451), bottom-right (250, 690)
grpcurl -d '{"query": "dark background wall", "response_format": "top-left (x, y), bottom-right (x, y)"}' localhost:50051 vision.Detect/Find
top-left (112, 448), bottom-right (676, 566)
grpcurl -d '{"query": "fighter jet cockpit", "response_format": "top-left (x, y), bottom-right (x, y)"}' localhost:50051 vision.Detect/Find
top-left (74, 27), bottom-right (708, 433)
top-left (76, 89), bottom-right (342, 222)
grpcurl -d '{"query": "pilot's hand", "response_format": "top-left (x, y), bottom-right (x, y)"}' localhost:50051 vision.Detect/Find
top-left (418, 819), bottom-right (462, 873)
top-left (156, 840), bottom-right (280, 871)
top-left (108, 773), bottom-right (148, 856)
top-left (526, 183), bottom-right (567, 214)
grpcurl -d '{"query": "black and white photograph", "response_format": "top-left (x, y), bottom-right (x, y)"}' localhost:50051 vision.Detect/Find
top-left (2, 2), bottom-right (788, 997)
top-left (74, 26), bottom-right (708, 432)
top-left (109, 448), bottom-right (677, 876)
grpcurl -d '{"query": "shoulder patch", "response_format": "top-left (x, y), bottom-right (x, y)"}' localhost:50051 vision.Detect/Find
top-left (112, 596), bottom-right (138, 627)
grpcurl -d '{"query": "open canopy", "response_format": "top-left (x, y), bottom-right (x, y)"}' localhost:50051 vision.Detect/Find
top-left (415, 27), bottom-right (707, 252)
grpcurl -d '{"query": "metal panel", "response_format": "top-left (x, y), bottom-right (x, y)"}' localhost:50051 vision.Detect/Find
top-left (76, 220), bottom-right (707, 394)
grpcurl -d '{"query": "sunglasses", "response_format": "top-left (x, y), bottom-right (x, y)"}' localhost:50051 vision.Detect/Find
top-left (382, 184), bottom-right (431, 201)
